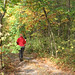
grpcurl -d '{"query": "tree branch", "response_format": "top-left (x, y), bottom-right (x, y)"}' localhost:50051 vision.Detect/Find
top-left (1, 0), bottom-right (7, 19)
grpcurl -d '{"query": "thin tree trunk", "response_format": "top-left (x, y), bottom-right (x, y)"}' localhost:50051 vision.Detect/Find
top-left (0, 16), bottom-right (3, 69)
top-left (50, 34), bottom-right (54, 56)
top-left (43, 7), bottom-right (57, 57)
top-left (67, 0), bottom-right (71, 47)
top-left (51, 31), bottom-right (57, 57)
top-left (68, 0), bottom-right (70, 12)
top-left (0, 12), bottom-right (3, 69)
top-left (0, 0), bottom-right (7, 69)
top-left (67, 15), bottom-right (71, 47)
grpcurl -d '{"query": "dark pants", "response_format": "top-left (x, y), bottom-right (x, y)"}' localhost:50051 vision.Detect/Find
top-left (19, 46), bottom-right (25, 61)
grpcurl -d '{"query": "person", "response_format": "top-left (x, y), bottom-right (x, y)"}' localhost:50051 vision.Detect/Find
top-left (17, 34), bottom-right (26, 61)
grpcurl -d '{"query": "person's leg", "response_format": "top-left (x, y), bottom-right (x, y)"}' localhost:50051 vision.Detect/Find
top-left (21, 47), bottom-right (25, 59)
top-left (19, 47), bottom-right (25, 61)
top-left (19, 47), bottom-right (23, 61)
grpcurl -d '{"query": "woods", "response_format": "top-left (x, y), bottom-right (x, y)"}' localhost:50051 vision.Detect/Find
top-left (0, 0), bottom-right (75, 73)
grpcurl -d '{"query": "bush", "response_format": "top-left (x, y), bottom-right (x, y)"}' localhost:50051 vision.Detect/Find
top-left (25, 37), bottom-right (51, 57)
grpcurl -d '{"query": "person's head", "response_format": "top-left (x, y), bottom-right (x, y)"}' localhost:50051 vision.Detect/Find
top-left (20, 34), bottom-right (23, 37)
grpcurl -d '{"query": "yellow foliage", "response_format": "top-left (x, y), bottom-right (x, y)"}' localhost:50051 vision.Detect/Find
top-left (8, 16), bottom-right (16, 23)
top-left (25, 9), bottom-right (33, 15)
top-left (61, 18), bottom-right (69, 23)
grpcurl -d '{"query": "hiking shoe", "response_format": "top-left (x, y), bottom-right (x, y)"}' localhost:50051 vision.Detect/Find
top-left (20, 58), bottom-right (23, 61)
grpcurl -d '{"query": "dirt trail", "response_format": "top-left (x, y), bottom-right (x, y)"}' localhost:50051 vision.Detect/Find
top-left (2, 54), bottom-right (74, 75)
top-left (14, 58), bottom-right (65, 75)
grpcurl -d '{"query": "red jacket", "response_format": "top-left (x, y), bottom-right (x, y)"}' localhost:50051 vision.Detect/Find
top-left (17, 36), bottom-right (26, 46)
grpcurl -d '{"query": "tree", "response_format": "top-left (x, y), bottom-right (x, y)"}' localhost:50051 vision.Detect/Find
top-left (0, 0), bottom-right (75, 71)
top-left (0, 0), bottom-right (21, 69)
top-left (0, 0), bottom-right (7, 69)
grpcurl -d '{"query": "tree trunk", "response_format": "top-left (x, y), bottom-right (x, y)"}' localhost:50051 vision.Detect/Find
top-left (43, 7), bottom-right (57, 57)
top-left (50, 34), bottom-right (54, 56)
top-left (0, 0), bottom-right (7, 69)
top-left (67, 0), bottom-right (71, 47)
top-left (67, 15), bottom-right (71, 47)
top-left (68, 0), bottom-right (70, 12)
top-left (0, 12), bottom-right (3, 69)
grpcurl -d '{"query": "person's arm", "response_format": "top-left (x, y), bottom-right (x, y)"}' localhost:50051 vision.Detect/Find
top-left (24, 36), bottom-right (26, 43)
top-left (23, 38), bottom-right (26, 44)
top-left (17, 38), bottom-right (19, 45)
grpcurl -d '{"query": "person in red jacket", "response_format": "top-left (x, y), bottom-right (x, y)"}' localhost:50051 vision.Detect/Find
top-left (17, 34), bottom-right (26, 61)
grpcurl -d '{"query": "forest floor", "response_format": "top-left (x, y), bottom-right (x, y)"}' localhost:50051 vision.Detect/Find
top-left (0, 53), bottom-right (75, 75)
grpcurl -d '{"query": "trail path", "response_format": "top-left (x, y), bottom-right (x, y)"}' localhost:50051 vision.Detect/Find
top-left (3, 53), bottom-right (74, 75)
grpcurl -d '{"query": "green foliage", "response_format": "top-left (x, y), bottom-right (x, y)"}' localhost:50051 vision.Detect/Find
top-left (0, 0), bottom-right (75, 71)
